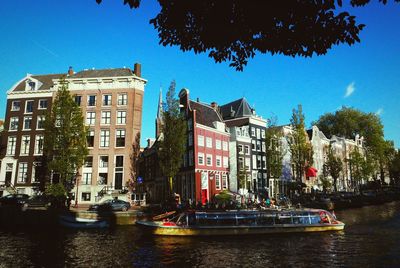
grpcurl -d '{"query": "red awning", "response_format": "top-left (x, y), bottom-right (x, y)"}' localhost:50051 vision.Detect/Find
top-left (306, 167), bottom-right (318, 177)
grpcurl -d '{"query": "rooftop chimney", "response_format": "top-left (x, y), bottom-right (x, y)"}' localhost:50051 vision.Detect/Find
top-left (196, 97), bottom-right (200, 102)
top-left (211, 102), bottom-right (218, 109)
top-left (68, 66), bottom-right (74, 76)
top-left (134, 63), bottom-right (141, 77)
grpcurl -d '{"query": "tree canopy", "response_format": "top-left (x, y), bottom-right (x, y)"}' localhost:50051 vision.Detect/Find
top-left (96, 0), bottom-right (399, 70)
top-left (288, 105), bottom-right (313, 182)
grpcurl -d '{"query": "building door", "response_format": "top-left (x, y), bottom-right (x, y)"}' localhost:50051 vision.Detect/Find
top-left (201, 189), bottom-right (208, 205)
top-left (5, 172), bottom-right (12, 185)
top-left (115, 173), bottom-right (123, 190)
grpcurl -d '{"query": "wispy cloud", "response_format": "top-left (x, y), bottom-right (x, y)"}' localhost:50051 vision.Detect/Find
top-left (375, 108), bottom-right (384, 116)
top-left (33, 40), bottom-right (59, 58)
top-left (344, 82), bottom-right (355, 98)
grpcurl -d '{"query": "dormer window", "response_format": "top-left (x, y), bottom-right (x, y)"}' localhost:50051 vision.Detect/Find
top-left (26, 80), bottom-right (36, 91)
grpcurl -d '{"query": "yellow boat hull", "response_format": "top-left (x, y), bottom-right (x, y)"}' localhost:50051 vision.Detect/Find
top-left (137, 221), bottom-right (345, 236)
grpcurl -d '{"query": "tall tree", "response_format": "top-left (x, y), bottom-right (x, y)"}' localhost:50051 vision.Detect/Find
top-left (158, 80), bottom-right (187, 196)
top-left (265, 116), bottom-right (285, 183)
top-left (43, 78), bottom-right (88, 193)
top-left (288, 105), bottom-right (313, 183)
top-left (127, 132), bottom-right (141, 192)
top-left (324, 146), bottom-right (343, 192)
top-left (96, 0), bottom-right (399, 71)
top-left (348, 147), bottom-right (368, 189)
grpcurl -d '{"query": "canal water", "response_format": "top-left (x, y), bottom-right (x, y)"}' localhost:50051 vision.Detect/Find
top-left (1, 202), bottom-right (400, 267)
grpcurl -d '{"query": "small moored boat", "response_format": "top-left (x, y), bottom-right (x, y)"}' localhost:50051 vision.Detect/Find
top-left (59, 214), bottom-right (109, 229)
top-left (137, 208), bottom-right (344, 236)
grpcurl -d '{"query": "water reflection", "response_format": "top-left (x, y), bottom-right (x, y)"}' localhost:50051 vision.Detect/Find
top-left (0, 202), bottom-right (399, 267)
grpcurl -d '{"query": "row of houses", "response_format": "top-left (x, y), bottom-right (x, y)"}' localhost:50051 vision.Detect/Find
top-left (0, 63), bottom-right (366, 205)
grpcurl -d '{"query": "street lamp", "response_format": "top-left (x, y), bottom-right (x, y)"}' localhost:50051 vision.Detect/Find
top-left (74, 171), bottom-right (80, 208)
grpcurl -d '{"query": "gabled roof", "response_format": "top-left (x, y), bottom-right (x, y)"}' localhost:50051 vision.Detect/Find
top-left (13, 74), bottom-right (64, 92)
top-left (220, 98), bottom-right (253, 120)
top-left (69, 68), bottom-right (134, 78)
top-left (190, 100), bottom-right (223, 128)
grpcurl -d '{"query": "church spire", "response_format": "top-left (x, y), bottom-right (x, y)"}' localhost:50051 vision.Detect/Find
top-left (156, 88), bottom-right (164, 138)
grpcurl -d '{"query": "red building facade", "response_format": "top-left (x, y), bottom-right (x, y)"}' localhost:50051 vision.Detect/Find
top-left (177, 89), bottom-right (230, 204)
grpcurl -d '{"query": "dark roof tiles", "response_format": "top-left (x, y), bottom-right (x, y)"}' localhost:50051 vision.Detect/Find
top-left (190, 100), bottom-right (223, 128)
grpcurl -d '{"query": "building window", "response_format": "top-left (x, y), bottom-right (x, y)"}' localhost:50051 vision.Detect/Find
top-left (100, 130), bottom-right (110, 147)
top-left (102, 94), bottom-right (112, 106)
top-left (206, 155), bottom-right (212, 166)
top-left (222, 141), bottom-right (228, 151)
top-left (257, 155), bottom-right (261, 169)
top-left (32, 162), bottom-right (41, 182)
top-left (223, 156), bottom-right (229, 168)
top-left (115, 156), bottom-right (124, 183)
top-left (187, 118), bottom-right (193, 131)
top-left (256, 128), bottom-right (260, 139)
top-left (116, 129), bottom-right (126, 147)
top-left (9, 117), bottom-right (19, 131)
top-left (245, 158), bottom-right (251, 170)
top-left (262, 142), bottom-right (266, 152)
top-left (222, 174), bottom-right (228, 189)
top-left (23, 116), bottom-right (32, 130)
top-left (85, 156), bottom-right (93, 168)
top-left (20, 136), bottom-right (30, 155)
top-left (81, 192), bottom-right (91, 201)
top-left (34, 135), bottom-right (44, 155)
top-left (38, 99), bottom-right (48, 109)
top-left (99, 156), bottom-right (109, 168)
top-left (87, 130), bottom-right (95, 147)
top-left (252, 155), bottom-right (257, 169)
top-left (198, 153), bottom-right (204, 165)
top-left (206, 137), bottom-right (213, 148)
top-left (238, 157), bottom-right (244, 170)
top-left (251, 140), bottom-right (256, 151)
top-left (216, 155), bottom-right (222, 167)
top-left (28, 81), bottom-right (36, 91)
top-left (251, 127), bottom-right (255, 137)
top-left (98, 173), bottom-right (108, 185)
top-left (261, 129), bottom-right (265, 138)
top-left (216, 139), bottom-right (221, 150)
top-left (245, 145), bottom-right (250, 155)
top-left (215, 174), bottom-right (221, 190)
top-left (188, 150), bottom-right (194, 166)
top-left (115, 155), bottom-right (124, 168)
top-left (101, 111), bottom-right (111, 125)
top-left (18, 163), bottom-right (28, 183)
top-left (256, 141), bottom-right (261, 151)
top-left (74, 95), bottom-right (82, 105)
top-left (7, 136), bottom-right (17, 155)
top-left (86, 112), bottom-right (96, 125)
top-left (238, 145), bottom-right (244, 154)
top-left (11, 101), bottom-right (20, 111)
top-left (262, 156), bottom-right (266, 169)
top-left (117, 93), bottom-right (127, 105)
top-left (198, 135), bottom-right (204, 147)
top-left (25, 100), bottom-right (34, 113)
top-left (88, 95), bottom-right (96, 106)
top-left (82, 173), bottom-right (92, 185)
top-left (37, 115), bottom-right (45, 130)
top-left (188, 134), bottom-right (193, 146)
top-left (116, 111), bottom-right (127, 124)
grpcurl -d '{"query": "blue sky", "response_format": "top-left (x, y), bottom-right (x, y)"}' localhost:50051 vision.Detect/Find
top-left (0, 1), bottom-right (399, 147)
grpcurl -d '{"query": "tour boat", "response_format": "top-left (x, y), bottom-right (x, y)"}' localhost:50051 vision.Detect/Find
top-left (59, 214), bottom-right (109, 229)
top-left (136, 208), bottom-right (344, 236)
